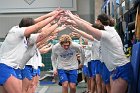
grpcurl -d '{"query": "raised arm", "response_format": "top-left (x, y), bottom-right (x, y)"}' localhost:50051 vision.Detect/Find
top-left (24, 9), bottom-right (64, 38)
top-left (39, 43), bottom-right (53, 54)
top-left (36, 22), bottom-right (67, 43)
top-left (74, 14), bottom-right (93, 26)
top-left (36, 35), bottom-right (56, 48)
top-left (65, 10), bottom-right (102, 40)
top-left (35, 22), bottom-right (58, 43)
top-left (69, 26), bottom-right (94, 41)
top-left (51, 24), bottom-right (67, 34)
top-left (34, 8), bottom-right (64, 23)
top-left (24, 13), bottom-right (58, 37)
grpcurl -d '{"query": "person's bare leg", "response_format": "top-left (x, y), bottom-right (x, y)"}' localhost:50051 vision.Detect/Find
top-left (0, 86), bottom-right (7, 93)
top-left (110, 77), bottom-right (128, 93)
top-left (22, 78), bottom-right (31, 93)
top-left (69, 83), bottom-right (76, 93)
top-left (96, 74), bottom-right (102, 93)
top-left (105, 84), bottom-right (111, 93)
top-left (33, 75), bottom-right (39, 92)
top-left (26, 76), bottom-right (37, 93)
top-left (27, 75), bottom-right (40, 93)
top-left (3, 75), bottom-right (22, 93)
top-left (101, 81), bottom-right (106, 93)
top-left (26, 79), bottom-right (34, 93)
top-left (62, 81), bottom-right (69, 93)
top-left (87, 77), bottom-right (91, 92)
top-left (90, 77), bottom-right (96, 93)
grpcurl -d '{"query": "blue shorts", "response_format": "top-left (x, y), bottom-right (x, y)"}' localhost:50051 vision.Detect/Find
top-left (14, 68), bottom-right (22, 80)
top-left (32, 69), bottom-right (37, 77)
top-left (21, 65), bottom-right (33, 80)
top-left (37, 67), bottom-right (41, 76)
top-left (111, 62), bottom-right (133, 84)
top-left (101, 63), bottom-right (110, 84)
top-left (57, 69), bottom-right (78, 85)
top-left (0, 63), bottom-right (21, 85)
top-left (96, 60), bottom-right (102, 74)
top-left (82, 65), bottom-right (90, 77)
top-left (98, 62), bottom-right (103, 75)
top-left (88, 60), bottom-right (101, 77)
top-left (32, 67), bottom-right (41, 76)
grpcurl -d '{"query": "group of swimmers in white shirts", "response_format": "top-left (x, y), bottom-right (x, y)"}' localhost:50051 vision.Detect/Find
top-left (0, 8), bottom-right (132, 93)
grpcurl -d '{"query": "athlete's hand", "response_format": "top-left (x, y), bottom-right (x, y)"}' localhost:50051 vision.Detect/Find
top-left (53, 69), bottom-right (58, 77)
top-left (78, 64), bottom-right (83, 69)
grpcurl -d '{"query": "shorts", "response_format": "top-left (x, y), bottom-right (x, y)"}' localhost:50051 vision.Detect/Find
top-left (82, 65), bottom-right (90, 77)
top-left (57, 69), bottom-right (78, 85)
top-left (37, 67), bottom-right (41, 76)
top-left (97, 61), bottom-right (103, 75)
top-left (21, 65), bottom-right (33, 80)
top-left (0, 63), bottom-right (21, 85)
top-left (32, 66), bottom-right (41, 77)
top-left (14, 68), bottom-right (22, 80)
top-left (32, 68), bottom-right (38, 77)
top-left (111, 62), bottom-right (133, 84)
top-left (96, 60), bottom-right (102, 74)
top-left (101, 63), bottom-right (110, 84)
top-left (88, 60), bottom-right (101, 77)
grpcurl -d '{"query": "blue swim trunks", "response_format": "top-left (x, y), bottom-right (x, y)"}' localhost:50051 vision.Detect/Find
top-left (100, 63), bottom-right (110, 84)
top-left (82, 65), bottom-right (90, 77)
top-left (57, 69), bottom-right (78, 85)
top-left (111, 62), bottom-right (133, 84)
top-left (21, 65), bottom-right (33, 80)
top-left (95, 60), bottom-right (102, 74)
top-left (88, 60), bottom-right (101, 77)
top-left (37, 67), bottom-right (41, 76)
top-left (0, 63), bottom-right (20, 85)
top-left (14, 68), bottom-right (22, 80)
top-left (32, 67), bottom-right (41, 76)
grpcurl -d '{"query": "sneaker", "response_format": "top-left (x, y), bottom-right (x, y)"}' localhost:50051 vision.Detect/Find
top-left (79, 80), bottom-right (85, 83)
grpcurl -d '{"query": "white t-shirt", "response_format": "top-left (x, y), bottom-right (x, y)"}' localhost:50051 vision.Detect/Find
top-left (51, 42), bottom-right (85, 71)
top-left (0, 26), bottom-right (27, 68)
top-left (19, 34), bottom-right (39, 69)
top-left (91, 39), bottom-right (101, 60)
top-left (86, 40), bottom-right (101, 61)
top-left (37, 49), bottom-right (43, 67)
top-left (26, 48), bottom-right (42, 69)
top-left (83, 45), bottom-right (91, 66)
top-left (100, 29), bottom-right (129, 71)
top-left (104, 26), bottom-right (123, 47)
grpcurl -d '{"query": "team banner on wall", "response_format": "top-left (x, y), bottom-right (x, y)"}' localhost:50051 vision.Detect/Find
top-left (0, 0), bottom-right (77, 13)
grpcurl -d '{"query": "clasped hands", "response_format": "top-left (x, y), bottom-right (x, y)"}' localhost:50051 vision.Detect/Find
top-left (51, 8), bottom-right (79, 31)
